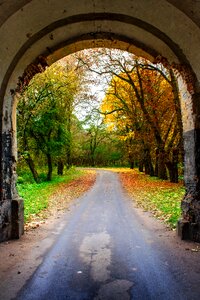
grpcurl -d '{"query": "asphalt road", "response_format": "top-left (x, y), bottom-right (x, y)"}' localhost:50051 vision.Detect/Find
top-left (16, 170), bottom-right (198, 300)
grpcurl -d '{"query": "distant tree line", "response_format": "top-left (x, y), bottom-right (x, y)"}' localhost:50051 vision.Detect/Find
top-left (17, 49), bottom-right (183, 183)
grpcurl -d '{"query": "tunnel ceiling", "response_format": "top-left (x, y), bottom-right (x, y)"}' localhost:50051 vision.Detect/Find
top-left (1, 0), bottom-right (200, 103)
top-left (1, 0), bottom-right (200, 28)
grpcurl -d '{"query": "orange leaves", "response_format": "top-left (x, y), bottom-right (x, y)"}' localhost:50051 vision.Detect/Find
top-left (25, 170), bottom-right (96, 231)
top-left (119, 169), bottom-right (184, 227)
top-left (120, 169), bottom-right (179, 191)
top-left (48, 170), bottom-right (96, 212)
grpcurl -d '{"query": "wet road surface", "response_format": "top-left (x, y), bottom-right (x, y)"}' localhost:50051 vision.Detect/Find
top-left (16, 170), bottom-right (197, 299)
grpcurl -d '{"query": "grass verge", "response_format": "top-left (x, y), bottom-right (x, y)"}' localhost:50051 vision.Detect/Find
top-left (17, 168), bottom-right (96, 223)
top-left (117, 168), bottom-right (185, 228)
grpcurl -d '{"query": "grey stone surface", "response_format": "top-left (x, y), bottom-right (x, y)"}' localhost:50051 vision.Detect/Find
top-left (0, 0), bottom-right (200, 241)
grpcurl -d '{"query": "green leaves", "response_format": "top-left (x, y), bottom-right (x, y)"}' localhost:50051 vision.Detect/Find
top-left (17, 60), bottom-right (82, 180)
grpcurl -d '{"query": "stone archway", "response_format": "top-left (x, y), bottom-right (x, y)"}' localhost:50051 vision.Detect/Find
top-left (1, 0), bottom-right (200, 242)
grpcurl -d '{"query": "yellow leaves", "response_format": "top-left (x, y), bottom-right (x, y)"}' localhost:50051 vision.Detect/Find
top-left (25, 170), bottom-right (96, 231)
top-left (122, 131), bottom-right (135, 141)
top-left (106, 123), bottom-right (116, 132)
top-left (100, 58), bottom-right (179, 154)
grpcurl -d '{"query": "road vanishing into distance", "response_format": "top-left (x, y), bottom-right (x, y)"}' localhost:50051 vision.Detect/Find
top-left (16, 170), bottom-right (200, 300)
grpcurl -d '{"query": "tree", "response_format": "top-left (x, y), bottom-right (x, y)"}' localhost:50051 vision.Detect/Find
top-left (81, 112), bottom-right (111, 166)
top-left (17, 59), bottom-right (82, 181)
top-left (79, 49), bottom-right (183, 182)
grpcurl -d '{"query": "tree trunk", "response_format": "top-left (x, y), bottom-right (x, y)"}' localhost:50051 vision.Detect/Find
top-left (25, 154), bottom-right (39, 183)
top-left (57, 160), bottom-right (64, 175)
top-left (166, 149), bottom-right (179, 183)
top-left (154, 149), bottom-right (159, 177)
top-left (144, 148), bottom-right (154, 176)
top-left (47, 153), bottom-right (52, 181)
top-left (138, 160), bottom-right (144, 172)
top-left (158, 149), bottom-right (168, 180)
top-left (66, 145), bottom-right (71, 169)
top-left (172, 148), bottom-right (179, 183)
top-left (90, 153), bottom-right (95, 167)
top-left (128, 148), bottom-right (134, 169)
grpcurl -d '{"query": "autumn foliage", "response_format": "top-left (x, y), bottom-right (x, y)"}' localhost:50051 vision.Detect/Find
top-left (119, 169), bottom-right (184, 228)
top-left (98, 51), bottom-right (183, 182)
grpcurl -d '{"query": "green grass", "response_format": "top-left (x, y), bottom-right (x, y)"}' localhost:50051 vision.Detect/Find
top-left (17, 168), bottom-right (85, 222)
top-left (140, 174), bottom-right (185, 227)
top-left (142, 187), bottom-right (185, 228)
top-left (120, 169), bottom-right (185, 228)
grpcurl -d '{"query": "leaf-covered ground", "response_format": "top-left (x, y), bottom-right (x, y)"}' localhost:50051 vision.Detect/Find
top-left (18, 169), bottom-right (96, 230)
top-left (116, 168), bottom-right (185, 228)
top-left (48, 170), bottom-right (96, 216)
top-left (19, 166), bottom-right (184, 230)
